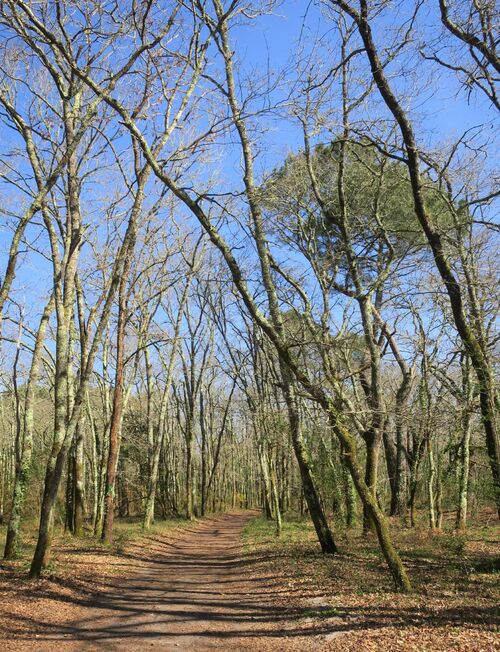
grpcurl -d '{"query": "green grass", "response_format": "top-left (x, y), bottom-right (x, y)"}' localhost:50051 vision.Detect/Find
top-left (301, 606), bottom-right (341, 619)
top-left (101, 517), bottom-right (189, 551)
top-left (0, 515), bottom-right (191, 578)
top-left (242, 515), bottom-right (311, 550)
top-left (240, 510), bottom-right (500, 599)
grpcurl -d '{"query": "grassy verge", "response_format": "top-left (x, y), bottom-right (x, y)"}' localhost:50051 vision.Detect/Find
top-left (0, 516), bottom-right (190, 577)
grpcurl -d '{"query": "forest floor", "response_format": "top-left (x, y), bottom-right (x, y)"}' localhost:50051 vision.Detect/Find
top-left (0, 509), bottom-right (498, 651)
top-left (241, 510), bottom-right (499, 651)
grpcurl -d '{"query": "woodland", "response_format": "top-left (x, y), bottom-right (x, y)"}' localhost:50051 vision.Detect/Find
top-left (0, 1), bottom-right (498, 649)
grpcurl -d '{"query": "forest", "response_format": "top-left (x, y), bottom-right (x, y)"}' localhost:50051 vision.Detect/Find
top-left (0, 1), bottom-right (498, 650)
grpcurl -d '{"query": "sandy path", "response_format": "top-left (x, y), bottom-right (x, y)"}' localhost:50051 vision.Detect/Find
top-left (16, 511), bottom-right (327, 651)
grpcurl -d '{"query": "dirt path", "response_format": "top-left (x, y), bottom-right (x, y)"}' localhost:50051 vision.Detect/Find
top-left (13, 511), bottom-right (328, 651)
top-left (3, 512), bottom-right (498, 652)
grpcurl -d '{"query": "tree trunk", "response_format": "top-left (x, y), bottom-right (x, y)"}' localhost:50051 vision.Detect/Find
top-left (363, 430), bottom-right (381, 534)
top-left (65, 450), bottom-right (75, 533)
top-left (200, 392), bottom-right (208, 517)
top-left (281, 369), bottom-right (337, 554)
top-left (73, 415), bottom-right (85, 537)
top-left (456, 416), bottom-right (472, 530)
top-left (332, 414), bottom-right (411, 592)
top-left (343, 461), bottom-right (356, 527)
top-left (29, 446), bottom-right (69, 578)
top-left (427, 442), bottom-right (437, 530)
top-left (456, 357), bottom-right (473, 530)
top-left (269, 459), bottom-right (282, 536)
top-left (4, 295), bottom-right (53, 559)
top-left (392, 419), bottom-right (408, 517)
top-left (186, 425), bottom-right (194, 520)
top-left (101, 270), bottom-right (128, 543)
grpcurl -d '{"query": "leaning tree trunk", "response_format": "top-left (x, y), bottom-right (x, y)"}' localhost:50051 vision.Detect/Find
top-left (29, 433), bottom-right (73, 578)
top-left (281, 368), bottom-right (337, 554)
top-left (331, 413), bottom-right (411, 592)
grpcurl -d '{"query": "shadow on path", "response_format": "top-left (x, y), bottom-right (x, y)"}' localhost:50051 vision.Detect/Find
top-left (5, 511), bottom-right (498, 651)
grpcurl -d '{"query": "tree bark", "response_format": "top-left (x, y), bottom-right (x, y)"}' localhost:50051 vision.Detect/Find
top-left (4, 295), bottom-right (53, 559)
top-left (101, 269), bottom-right (128, 543)
top-left (73, 415), bottom-right (86, 537)
top-left (333, 0), bottom-right (499, 517)
top-left (281, 369), bottom-right (337, 554)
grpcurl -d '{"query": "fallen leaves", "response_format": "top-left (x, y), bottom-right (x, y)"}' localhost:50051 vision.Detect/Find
top-left (241, 510), bottom-right (500, 651)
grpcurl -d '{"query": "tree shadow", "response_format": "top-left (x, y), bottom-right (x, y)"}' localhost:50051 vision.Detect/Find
top-left (3, 511), bottom-right (499, 647)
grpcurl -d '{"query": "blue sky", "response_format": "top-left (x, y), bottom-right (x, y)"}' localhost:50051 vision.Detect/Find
top-left (161, 0), bottom-right (493, 296)
top-left (0, 0), bottom-right (497, 348)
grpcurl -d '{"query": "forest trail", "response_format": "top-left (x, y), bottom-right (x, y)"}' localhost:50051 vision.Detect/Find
top-left (14, 511), bottom-right (328, 651)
